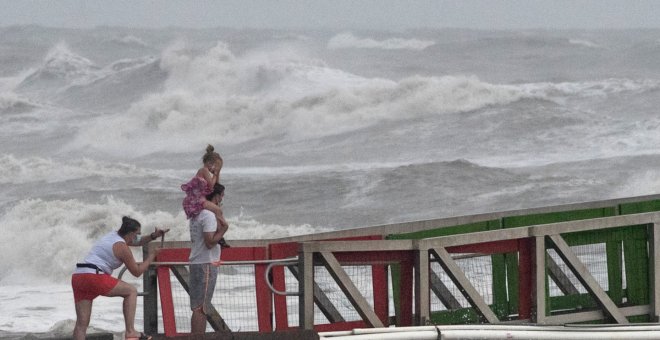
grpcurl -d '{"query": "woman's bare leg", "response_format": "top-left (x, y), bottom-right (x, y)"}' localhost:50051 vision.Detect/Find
top-left (107, 280), bottom-right (140, 338)
top-left (73, 299), bottom-right (92, 340)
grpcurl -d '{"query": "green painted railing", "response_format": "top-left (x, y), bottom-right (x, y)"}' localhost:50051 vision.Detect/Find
top-left (386, 198), bottom-right (660, 324)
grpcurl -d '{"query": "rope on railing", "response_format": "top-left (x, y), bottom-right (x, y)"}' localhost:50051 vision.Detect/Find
top-left (117, 256), bottom-right (300, 296)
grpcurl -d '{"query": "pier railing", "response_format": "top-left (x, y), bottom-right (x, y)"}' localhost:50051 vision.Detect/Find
top-left (142, 194), bottom-right (660, 335)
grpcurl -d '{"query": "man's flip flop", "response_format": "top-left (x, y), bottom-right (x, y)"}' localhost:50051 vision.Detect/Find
top-left (126, 332), bottom-right (152, 340)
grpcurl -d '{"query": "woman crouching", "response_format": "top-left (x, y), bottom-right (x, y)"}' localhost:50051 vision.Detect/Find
top-left (71, 216), bottom-right (169, 340)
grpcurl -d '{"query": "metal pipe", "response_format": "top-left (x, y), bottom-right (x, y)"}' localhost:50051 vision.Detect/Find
top-left (321, 330), bottom-right (660, 340)
top-left (150, 257), bottom-right (298, 266)
top-left (264, 260), bottom-right (300, 296)
top-left (319, 325), bottom-right (660, 340)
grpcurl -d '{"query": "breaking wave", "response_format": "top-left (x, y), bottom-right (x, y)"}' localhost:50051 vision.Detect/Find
top-left (0, 196), bottom-right (329, 284)
top-left (0, 154), bottom-right (164, 184)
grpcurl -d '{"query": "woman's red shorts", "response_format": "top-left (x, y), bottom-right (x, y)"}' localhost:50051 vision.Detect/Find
top-left (71, 273), bottom-right (120, 303)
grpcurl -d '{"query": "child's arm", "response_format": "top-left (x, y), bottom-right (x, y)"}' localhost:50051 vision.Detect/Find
top-left (212, 167), bottom-right (220, 185)
top-left (197, 166), bottom-right (219, 189)
top-left (210, 159), bottom-right (221, 185)
top-left (197, 167), bottom-right (213, 185)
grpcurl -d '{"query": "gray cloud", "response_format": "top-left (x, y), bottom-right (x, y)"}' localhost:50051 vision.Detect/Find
top-left (0, 0), bottom-right (659, 30)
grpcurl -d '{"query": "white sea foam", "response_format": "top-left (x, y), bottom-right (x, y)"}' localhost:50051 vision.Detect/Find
top-left (0, 91), bottom-right (37, 111)
top-left (0, 195), bottom-right (329, 285)
top-left (42, 42), bottom-right (97, 78)
top-left (64, 39), bottom-right (660, 158)
top-left (69, 41), bottom-right (536, 156)
top-left (568, 38), bottom-right (601, 48)
top-left (112, 34), bottom-right (149, 47)
top-left (615, 170), bottom-right (660, 198)
top-left (0, 154), bottom-right (163, 184)
top-left (17, 42), bottom-right (157, 98)
top-left (520, 78), bottom-right (659, 100)
top-left (328, 32), bottom-right (436, 50)
top-left (19, 42), bottom-right (98, 89)
top-left (0, 197), bottom-right (180, 285)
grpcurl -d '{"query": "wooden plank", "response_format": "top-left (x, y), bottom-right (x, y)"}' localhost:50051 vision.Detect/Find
top-left (548, 234), bottom-right (629, 324)
top-left (429, 247), bottom-right (499, 323)
top-left (299, 250), bottom-right (315, 330)
top-left (505, 252), bottom-right (519, 316)
top-left (302, 240), bottom-right (414, 253)
top-left (143, 257), bottom-right (159, 335)
top-left (624, 238), bottom-right (650, 305)
top-left (546, 255), bottom-right (579, 296)
top-left (422, 228), bottom-right (531, 250)
top-left (529, 213), bottom-right (660, 237)
top-left (287, 265), bottom-right (345, 323)
top-left (170, 266), bottom-right (231, 332)
top-left (429, 269), bottom-right (462, 310)
top-left (544, 305), bottom-right (651, 325)
top-left (158, 266), bottom-right (178, 336)
top-left (418, 212), bottom-right (660, 251)
top-left (254, 261), bottom-right (272, 332)
top-left (399, 260), bottom-right (414, 326)
top-left (606, 241), bottom-right (624, 305)
top-left (649, 223), bottom-right (660, 322)
top-left (518, 238), bottom-right (532, 320)
top-left (318, 251), bottom-right (385, 328)
top-left (490, 253), bottom-right (509, 317)
top-left (532, 236), bottom-right (547, 324)
top-left (371, 265), bottom-right (390, 326)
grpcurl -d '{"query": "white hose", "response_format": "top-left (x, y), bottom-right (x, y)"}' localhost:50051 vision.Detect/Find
top-left (319, 325), bottom-right (660, 340)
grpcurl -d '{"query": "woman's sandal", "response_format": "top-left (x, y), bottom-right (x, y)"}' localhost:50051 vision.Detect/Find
top-left (126, 332), bottom-right (152, 340)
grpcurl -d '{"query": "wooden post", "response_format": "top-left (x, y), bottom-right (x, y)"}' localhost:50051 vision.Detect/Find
top-left (532, 236), bottom-right (547, 324)
top-left (143, 245), bottom-right (159, 335)
top-left (299, 247), bottom-right (315, 330)
top-left (414, 248), bottom-right (430, 325)
top-left (518, 238), bottom-right (532, 321)
top-left (398, 260), bottom-right (414, 326)
top-left (649, 222), bottom-right (660, 322)
top-left (372, 264), bottom-right (389, 326)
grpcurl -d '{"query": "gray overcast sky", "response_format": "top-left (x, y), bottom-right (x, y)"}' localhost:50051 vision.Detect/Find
top-left (1, 0), bottom-right (659, 30)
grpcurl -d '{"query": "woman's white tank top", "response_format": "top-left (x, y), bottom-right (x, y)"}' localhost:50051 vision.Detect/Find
top-left (74, 231), bottom-right (125, 274)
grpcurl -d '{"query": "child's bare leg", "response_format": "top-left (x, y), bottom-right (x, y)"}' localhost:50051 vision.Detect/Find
top-left (203, 200), bottom-right (230, 247)
top-left (216, 217), bottom-right (228, 236)
top-left (216, 217), bottom-right (229, 247)
top-left (203, 200), bottom-right (222, 216)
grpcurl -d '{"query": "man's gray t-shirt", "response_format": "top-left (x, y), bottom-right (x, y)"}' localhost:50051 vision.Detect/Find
top-left (189, 210), bottom-right (220, 264)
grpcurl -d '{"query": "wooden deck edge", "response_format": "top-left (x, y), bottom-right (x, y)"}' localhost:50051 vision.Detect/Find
top-left (153, 330), bottom-right (319, 340)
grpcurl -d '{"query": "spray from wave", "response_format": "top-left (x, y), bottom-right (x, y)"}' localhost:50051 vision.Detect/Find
top-left (0, 196), bottom-right (329, 285)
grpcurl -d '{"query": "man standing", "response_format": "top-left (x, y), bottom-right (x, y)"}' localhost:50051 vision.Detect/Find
top-left (189, 183), bottom-right (227, 334)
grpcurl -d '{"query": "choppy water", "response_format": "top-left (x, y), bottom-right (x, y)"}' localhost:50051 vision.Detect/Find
top-left (2, 26), bottom-right (660, 335)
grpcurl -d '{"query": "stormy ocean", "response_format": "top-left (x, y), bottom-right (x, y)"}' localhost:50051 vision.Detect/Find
top-left (1, 26), bottom-right (660, 337)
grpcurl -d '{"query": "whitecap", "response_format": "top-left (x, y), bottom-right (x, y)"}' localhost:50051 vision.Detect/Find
top-left (328, 32), bottom-right (435, 50)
